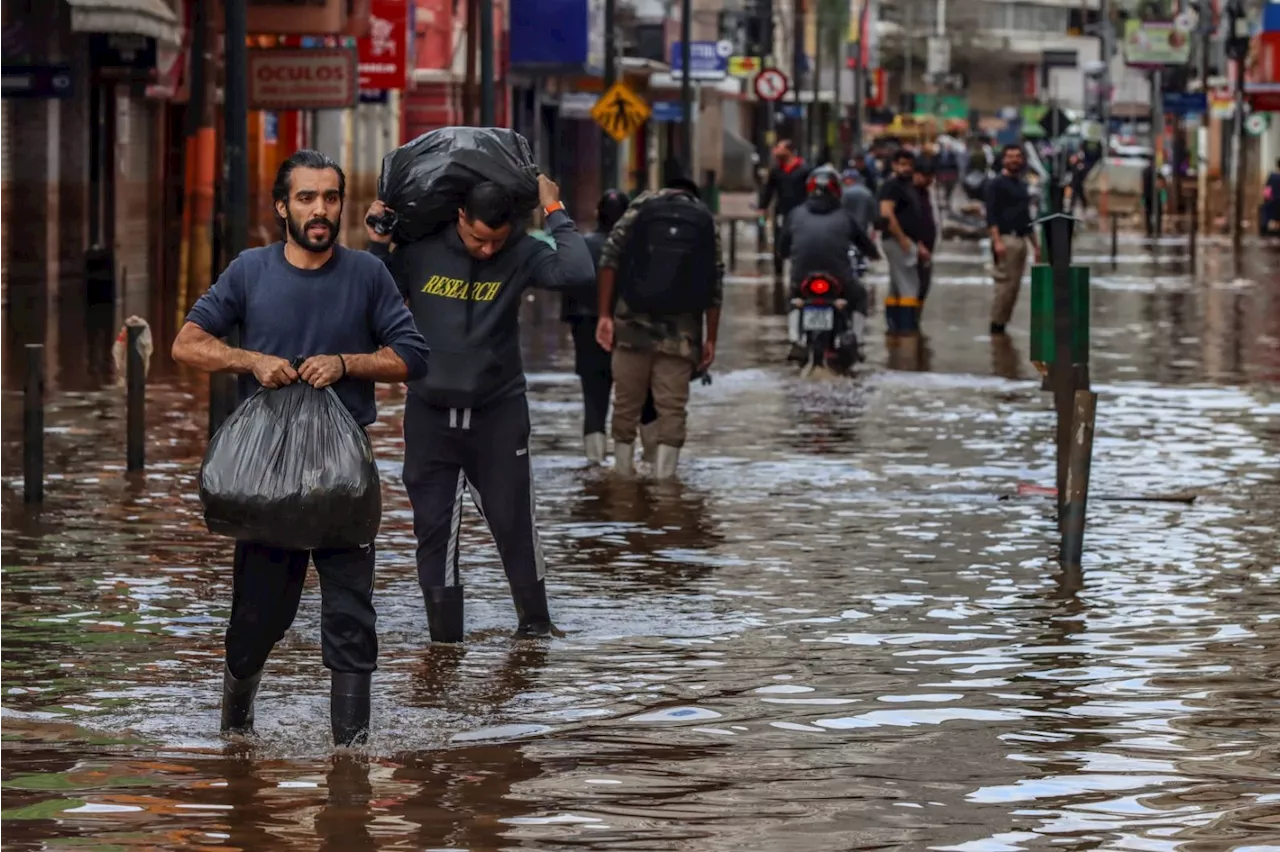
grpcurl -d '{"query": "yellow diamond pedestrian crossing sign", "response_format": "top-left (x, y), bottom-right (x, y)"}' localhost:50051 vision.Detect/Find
top-left (591, 81), bottom-right (651, 142)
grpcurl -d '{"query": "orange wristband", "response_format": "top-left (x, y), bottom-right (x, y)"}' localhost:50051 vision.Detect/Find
top-left (543, 201), bottom-right (565, 217)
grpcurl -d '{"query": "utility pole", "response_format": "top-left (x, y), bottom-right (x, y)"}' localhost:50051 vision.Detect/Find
top-left (1196, 0), bottom-right (1211, 233)
top-left (211, 0), bottom-right (249, 437)
top-left (792, 0), bottom-right (804, 155)
top-left (680, 0), bottom-right (693, 175)
top-left (1226, 0), bottom-right (1248, 252)
top-left (601, 0), bottom-right (617, 191)
top-left (1151, 68), bottom-right (1164, 238)
top-left (1101, 0), bottom-right (1114, 197)
top-left (763, 0), bottom-right (776, 149)
top-left (464, 0), bottom-right (477, 124)
top-left (853, 35), bottom-right (864, 149)
top-left (479, 0), bottom-right (495, 125)
top-left (810, 23), bottom-right (821, 160)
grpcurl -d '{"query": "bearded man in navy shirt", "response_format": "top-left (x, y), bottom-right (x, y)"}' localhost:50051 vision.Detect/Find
top-left (172, 149), bottom-right (429, 747)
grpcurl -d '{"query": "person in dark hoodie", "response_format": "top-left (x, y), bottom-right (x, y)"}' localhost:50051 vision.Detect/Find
top-left (779, 165), bottom-right (881, 358)
top-left (760, 139), bottom-right (811, 277)
top-left (365, 174), bottom-right (594, 644)
top-left (563, 190), bottom-right (658, 463)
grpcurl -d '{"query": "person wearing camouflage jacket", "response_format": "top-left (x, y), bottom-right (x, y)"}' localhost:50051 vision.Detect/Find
top-left (594, 179), bottom-right (724, 478)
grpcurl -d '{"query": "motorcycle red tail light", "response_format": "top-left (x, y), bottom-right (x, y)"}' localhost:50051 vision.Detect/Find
top-left (803, 275), bottom-right (840, 297)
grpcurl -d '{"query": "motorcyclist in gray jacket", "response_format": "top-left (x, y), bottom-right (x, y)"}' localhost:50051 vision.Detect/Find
top-left (779, 167), bottom-right (880, 354)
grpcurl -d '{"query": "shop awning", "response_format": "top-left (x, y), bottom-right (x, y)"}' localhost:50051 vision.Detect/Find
top-left (66, 0), bottom-right (181, 47)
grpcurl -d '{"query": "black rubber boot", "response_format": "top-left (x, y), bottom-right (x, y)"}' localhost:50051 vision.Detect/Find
top-left (330, 671), bottom-right (371, 748)
top-left (220, 666), bottom-right (263, 735)
top-left (511, 580), bottom-right (554, 638)
top-left (424, 585), bottom-right (465, 643)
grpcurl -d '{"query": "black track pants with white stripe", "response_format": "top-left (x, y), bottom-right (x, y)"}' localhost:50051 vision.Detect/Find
top-left (401, 391), bottom-right (546, 592)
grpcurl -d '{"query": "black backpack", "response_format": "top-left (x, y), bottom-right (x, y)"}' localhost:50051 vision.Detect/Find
top-left (620, 195), bottom-right (718, 315)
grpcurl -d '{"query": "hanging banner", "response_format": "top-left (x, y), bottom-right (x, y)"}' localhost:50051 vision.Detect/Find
top-left (1122, 20), bottom-right (1192, 67)
top-left (358, 0), bottom-right (408, 90)
top-left (845, 0), bottom-right (879, 69)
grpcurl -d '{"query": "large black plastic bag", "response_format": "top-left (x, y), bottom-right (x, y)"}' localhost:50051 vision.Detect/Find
top-left (199, 381), bottom-right (381, 551)
top-left (375, 126), bottom-right (539, 244)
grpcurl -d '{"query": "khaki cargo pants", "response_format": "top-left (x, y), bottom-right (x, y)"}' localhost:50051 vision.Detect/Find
top-left (611, 348), bottom-right (695, 449)
top-left (991, 235), bottom-right (1031, 327)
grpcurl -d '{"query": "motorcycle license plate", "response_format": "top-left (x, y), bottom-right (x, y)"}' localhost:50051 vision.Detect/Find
top-left (802, 306), bottom-right (834, 332)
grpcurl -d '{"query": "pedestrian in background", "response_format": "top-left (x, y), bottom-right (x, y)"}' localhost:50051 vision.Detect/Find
top-left (912, 161), bottom-right (938, 317)
top-left (876, 150), bottom-right (929, 334)
top-left (596, 176), bottom-right (723, 479)
top-left (172, 149), bottom-right (430, 746)
top-left (760, 139), bottom-right (811, 278)
top-left (366, 175), bottom-right (595, 644)
top-left (984, 144), bottom-right (1040, 335)
top-left (840, 168), bottom-right (877, 235)
top-left (563, 190), bottom-right (659, 463)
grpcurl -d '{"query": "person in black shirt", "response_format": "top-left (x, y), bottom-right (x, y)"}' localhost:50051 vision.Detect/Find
top-left (984, 144), bottom-right (1041, 335)
top-left (563, 190), bottom-right (659, 463)
top-left (913, 162), bottom-right (938, 315)
top-left (877, 149), bottom-right (929, 334)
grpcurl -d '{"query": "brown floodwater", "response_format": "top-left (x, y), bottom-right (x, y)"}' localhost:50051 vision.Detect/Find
top-left (3, 231), bottom-right (1279, 851)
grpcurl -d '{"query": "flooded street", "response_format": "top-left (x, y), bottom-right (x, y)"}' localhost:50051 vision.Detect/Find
top-left (3, 233), bottom-right (1279, 851)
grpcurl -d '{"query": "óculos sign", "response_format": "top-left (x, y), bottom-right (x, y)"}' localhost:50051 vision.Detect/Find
top-left (248, 48), bottom-right (358, 110)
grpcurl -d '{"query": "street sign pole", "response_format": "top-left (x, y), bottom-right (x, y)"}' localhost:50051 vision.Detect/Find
top-left (479, 0), bottom-right (494, 125)
top-left (212, 0), bottom-right (249, 439)
top-left (853, 41), bottom-right (864, 149)
top-left (601, 0), bottom-right (617, 192)
top-left (680, 0), bottom-right (693, 179)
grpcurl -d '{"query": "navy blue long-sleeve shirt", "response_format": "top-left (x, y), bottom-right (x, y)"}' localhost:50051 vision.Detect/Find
top-left (186, 243), bottom-right (430, 426)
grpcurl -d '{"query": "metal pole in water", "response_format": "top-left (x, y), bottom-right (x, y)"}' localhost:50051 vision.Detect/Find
top-left (1189, 188), bottom-right (1198, 267)
top-left (126, 324), bottom-right (146, 471)
top-left (1060, 389), bottom-right (1098, 568)
top-left (24, 344), bottom-right (45, 504)
top-left (1110, 212), bottom-right (1118, 267)
top-left (1048, 215), bottom-right (1074, 523)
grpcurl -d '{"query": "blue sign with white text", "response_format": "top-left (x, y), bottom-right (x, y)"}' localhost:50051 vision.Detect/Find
top-left (669, 40), bottom-right (731, 79)
top-left (651, 101), bottom-right (685, 122)
top-left (1, 64), bottom-right (74, 99)
top-left (509, 0), bottom-right (605, 74)
top-left (1162, 91), bottom-right (1206, 116)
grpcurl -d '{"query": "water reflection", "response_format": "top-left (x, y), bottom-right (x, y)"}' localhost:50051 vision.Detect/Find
top-left (2, 234), bottom-right (1278, 850)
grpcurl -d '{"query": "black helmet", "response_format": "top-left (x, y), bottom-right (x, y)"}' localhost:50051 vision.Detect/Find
top-left (597, 189), bottom-right (630, 232)
top-left (805, 166), bottom-right (841, 201)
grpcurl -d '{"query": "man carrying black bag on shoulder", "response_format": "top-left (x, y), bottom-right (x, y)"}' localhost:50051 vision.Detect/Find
top-left (365, 174), bottom-right (594, 645)
top-left (172, 150), bottom-right (429, 746)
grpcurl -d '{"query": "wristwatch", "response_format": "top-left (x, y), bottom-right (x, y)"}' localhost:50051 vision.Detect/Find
top-left (543, 201), bottom-right (565, 217)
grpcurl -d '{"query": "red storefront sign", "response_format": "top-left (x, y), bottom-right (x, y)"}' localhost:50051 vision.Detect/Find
top-left (358, 0), bottom-right (408, 91)
top-left (248, 47), bottom-right (358, 110)
top-left (1246, 31), bottom-right (1280, 111)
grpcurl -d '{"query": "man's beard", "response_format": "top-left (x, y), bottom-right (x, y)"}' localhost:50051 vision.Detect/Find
top-left (287, 211), bottom-right (341, 253)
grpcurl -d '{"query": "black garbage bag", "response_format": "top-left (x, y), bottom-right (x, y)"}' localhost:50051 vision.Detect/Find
top-left (199, 378), bottom-right (381, 551)
top-left (372, 126), bottom-right (539, 244)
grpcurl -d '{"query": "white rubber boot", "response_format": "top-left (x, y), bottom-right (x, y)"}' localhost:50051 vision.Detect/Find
top-left (584, 432), bottom-right (606, 463)
top-left (654, 444), bottom-right (681, 480)
top-left (639, 422), bottom-right (659, 462)
top-left (614, 442), bottom-right (635, 475)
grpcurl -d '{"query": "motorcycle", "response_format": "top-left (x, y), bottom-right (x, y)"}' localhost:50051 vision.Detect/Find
top-left (792, 272), bottom-right (861, 376)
